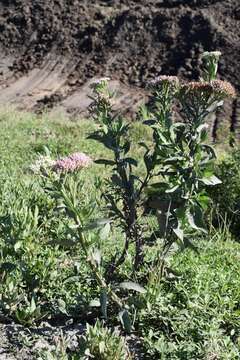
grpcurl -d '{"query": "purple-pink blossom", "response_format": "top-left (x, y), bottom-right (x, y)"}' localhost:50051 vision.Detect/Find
top-left (53, 152), bottom-right (92, 173)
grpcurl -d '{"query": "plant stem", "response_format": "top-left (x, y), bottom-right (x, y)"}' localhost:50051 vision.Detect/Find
top-left (74, 212), bottom-right (124, 309)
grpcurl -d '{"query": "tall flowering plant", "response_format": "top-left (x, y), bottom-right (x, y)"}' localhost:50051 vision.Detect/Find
top-left (88, 79), bottom-right (156, 274)
top-left (89, 52), bottom-right (236, 266)
top-left (33, 151), bottom-right (128, 326)
top-left (34, 51), bottom-right (235, 333)
top-left (145, 52), bottom-right (236, 253)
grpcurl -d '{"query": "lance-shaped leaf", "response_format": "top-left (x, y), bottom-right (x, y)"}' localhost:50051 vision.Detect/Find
top-left (100, 288), bottom-right (108, 319)
top-left (173, 222), bottom-right (184, 242)
top-left (95, 159), bottom-right (115, 166)
top-left (99, 222), bottom-right (111, 240)
top-left (123, 140), bottom-right (130, 154)
top-left (119, 309), bottom-right (132, 334)
top-left (90, 248), bottom-right (101, 266)
top-left (82, 218), bottom-right (111, 231)
top-left (111, 174), bottom-right (124, 188)
top-left (144, 153), bottom-right (153, 172)
top-left (30, 297), bottom-right (37, 313)
top-left (143, 119), bottom-right (156, 126)
top-left (124, 157), bottom-right (138, 167)
top-left (48, 239), bottom-right (76, 248)
top-left (166, 184), bottom-right (180, 193)
top-left (201, 144), bottom-right (217, 161)
top-left (186, 205), bottom-right (207, 233)
top-left (58, 299), bottom-right (68, 315)
top-left (87, 132), bottom-right (115, 150)
top-left (196, 123), bottom-right (208, 142)
top-left (199, 175), bottom-right (222, 186)
top-left (170, 122), bottom-right (186, 142)
top-left (119, 281), bottom-right (146, 294)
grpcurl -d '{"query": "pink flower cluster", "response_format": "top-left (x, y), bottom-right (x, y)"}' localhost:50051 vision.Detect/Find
top-left (148, 75), bottom-right (179, 88)
top-left (53, 152), bottom-right (92, 173)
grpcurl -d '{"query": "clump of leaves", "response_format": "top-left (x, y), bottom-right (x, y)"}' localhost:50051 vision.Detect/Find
top-left (37, 331), bottom-right (70, 360)
top-left (79, 320), bottom-right (131, 360)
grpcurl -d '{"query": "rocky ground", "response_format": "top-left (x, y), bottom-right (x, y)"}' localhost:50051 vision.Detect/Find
top-left (0, 319), bottom-right (85, 359)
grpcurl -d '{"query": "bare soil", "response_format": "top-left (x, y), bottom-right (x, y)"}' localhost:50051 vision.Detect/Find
top-left (0, 0), bottom-right (239, 126)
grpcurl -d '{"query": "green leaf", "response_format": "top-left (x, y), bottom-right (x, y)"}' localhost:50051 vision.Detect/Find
top-left (166, 185), bottom-right (179, 193)
top-left (99, 341), bottom-right (105, 354)
top-left (119, 309), bottom-right (132, 334)
top-left (200, 175), bottom-right (222, 186)
top-left (100, 289), bottom-right (108, 319)
top-left (124, 157), bottom-right (138, 167)
top-left (164, 156), bottom-right (185, 164)
top-left (0, 262), bottom-right (16, 273)
top-left (201, 144), bottom-right (217, 161)
top-left (63, 276), bottom-right (80, 284)
top-left (30, 297), bottom-right (36, 313)
top-left (111, 174), bottom-right (124, 188)
top-left (83, 218), bottom-right (111, 231)
top-left (196, 124), bottom-right (208, 142)
top-left (123, 141), bottom-right (130, 154)
top-left (119, 281), bottom-right (146, 294)
top-left (147, 182), bottom-right (169, 195)
top-left (197, 193), bottom-right (210, 210)
top-left (94, 159), bottom-right (115, 166)
top-left (170, 122), bottom-right (186, 142)
top-left (139, 142), bottom-right (149, 151)
top-left (48, 239), bottom-right (76, 248)
top-left (58, 299), bottom-right (68, 315)
top-left (143, 119), bottom-right (155, 126)
top-left (144, 153), bottom-right (153, 172)
top-left (14, 241), bottom-right (22, 252)
top-left (87, 133), bottom-right (115, 150)
top-left (91, 248), bottom-right (101, 266)
top-left (43, 145), bottom-right (51, 157)
top-left (99, 222), bottom-right (111, 240)
top-left (186, 205), bottom-right (207, 234)
top-left (173, 224), bottom-right (184, 242)
top-left (89, 299), bottom-right (101, 307)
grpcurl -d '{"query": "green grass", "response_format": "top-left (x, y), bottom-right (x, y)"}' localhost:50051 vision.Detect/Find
top-left (140, 233), bottom-right (240, 359)
top-left (0, 107), bottom-right (239, 359)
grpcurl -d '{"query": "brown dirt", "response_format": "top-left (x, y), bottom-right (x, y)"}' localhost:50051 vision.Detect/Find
top-left (0, 0), bottom-right (239, 129)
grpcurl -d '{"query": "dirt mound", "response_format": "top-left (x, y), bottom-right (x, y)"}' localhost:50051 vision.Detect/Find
top-left (0, 0), bottom-right (239, 134)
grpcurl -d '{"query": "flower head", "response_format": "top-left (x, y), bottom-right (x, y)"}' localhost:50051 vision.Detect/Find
top-left (53, 152), bottom-right (92, 173)
top-left (29, 155), bottom-right (56, 175)
top-left (202, 51), bottom-right (222, 60)
top-left (180, 81), bottom-right (213, 95)
top-left (210, 80), bottom-right (236, 98)
top-left (148, 75), bottom-right (179, 89)
top-left (90, 77), bottom-right (110, 89)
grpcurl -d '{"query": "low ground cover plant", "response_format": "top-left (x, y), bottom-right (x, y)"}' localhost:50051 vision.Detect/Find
top-left (0, 51), bottom-right (239, 359)
top-left (209, 147), bottom-right (240, 237)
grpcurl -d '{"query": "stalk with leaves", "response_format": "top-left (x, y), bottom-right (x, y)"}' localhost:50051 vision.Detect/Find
top-left (88, 79), bottom-right (154, 274)
top-left (38, 154), bottom-right (128, 320)
top-left (88, 53), bottom-right (236, 272)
